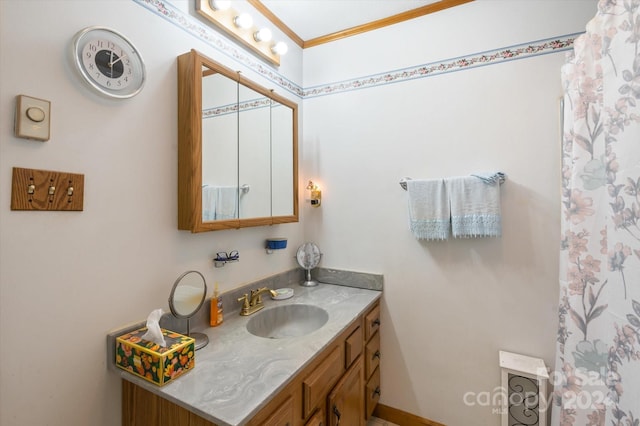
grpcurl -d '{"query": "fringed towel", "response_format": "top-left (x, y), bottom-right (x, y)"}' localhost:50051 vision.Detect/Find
top-left (201, 186), bottom-right (238, 220)
top-left (446, 176), bottom-right (502, 238)
top-left (215, 187), bottom-right (238, 220)
top-left (202, 186), bottom-right (217, 221)
top-left (407, 179), bottom-right (450, 240)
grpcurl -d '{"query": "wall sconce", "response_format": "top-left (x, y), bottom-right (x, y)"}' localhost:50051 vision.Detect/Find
top-left (307, 181), bottom-right (322, 208)
top-left (196, 0), bottom-right (287, 66)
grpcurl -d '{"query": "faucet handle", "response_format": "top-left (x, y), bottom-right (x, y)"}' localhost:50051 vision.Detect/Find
top-left (238, 294), bottom-right (250, 310)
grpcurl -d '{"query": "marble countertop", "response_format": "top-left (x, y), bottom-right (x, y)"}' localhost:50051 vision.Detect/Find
top-left (110, 282), bottom-right (381, 426)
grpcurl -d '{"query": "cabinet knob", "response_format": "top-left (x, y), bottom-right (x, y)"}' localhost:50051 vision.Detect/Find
top-left (373, 386), bottom-right (381, 397)
top-left (332, 405), bottom-right (341, 425)
top-left (373, 350), bottom-right (381, 360)
top-left (372, 318), bottom-right (380, 327)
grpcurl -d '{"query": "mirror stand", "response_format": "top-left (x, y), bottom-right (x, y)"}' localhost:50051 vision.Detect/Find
top-left (169, 270), bottom-right (209, 350)
top-left (185, 318), bottom-right (209, 351)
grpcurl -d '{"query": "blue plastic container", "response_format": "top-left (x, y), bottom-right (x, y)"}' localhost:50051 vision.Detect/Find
top-left (266, 238), bottom-right (288, 250)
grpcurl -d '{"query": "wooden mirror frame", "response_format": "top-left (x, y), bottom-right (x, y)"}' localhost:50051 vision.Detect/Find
top-left (177, 49), bottom-right (299, 232)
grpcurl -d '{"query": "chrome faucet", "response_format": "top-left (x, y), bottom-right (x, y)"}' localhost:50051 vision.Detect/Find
top-left (237, 287), bottom-right (277, 316)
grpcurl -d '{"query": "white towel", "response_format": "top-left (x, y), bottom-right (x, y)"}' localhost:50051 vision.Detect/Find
top-left (216, 187), bottom-right (238, 220)
top-left (446, 176), bottom-right (501, 238)
top-left (202, 186), bottom-right (217, 221)
top-left (407, 179), bottom-right (450, 240)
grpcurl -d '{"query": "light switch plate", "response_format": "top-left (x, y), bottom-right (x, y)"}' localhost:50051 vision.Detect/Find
top-left (11, 167), bottom-right (84, 211)
top-left (15, 95), bottom-right (51, 141)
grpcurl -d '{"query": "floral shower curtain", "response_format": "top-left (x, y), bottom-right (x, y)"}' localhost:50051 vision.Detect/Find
top-left (553, 1), bottom-right (640, 425)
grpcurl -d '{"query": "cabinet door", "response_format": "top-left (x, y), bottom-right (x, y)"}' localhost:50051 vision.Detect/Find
top-left (122, 380), bottom-right (160, 426)
top-left (305, 409), bottom-right (325, 426)
top-left (261, 396), bottom-right (294, 426)
top-left (327, 357), bottom-right (363, 426)
top-left (303, 346), bottom-right (343, 418)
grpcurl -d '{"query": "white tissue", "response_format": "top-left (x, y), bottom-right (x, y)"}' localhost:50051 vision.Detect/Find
top-left (141, 308), bottom-right (166, 347)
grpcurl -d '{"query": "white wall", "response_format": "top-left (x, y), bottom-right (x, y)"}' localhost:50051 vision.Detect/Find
top-left (0, 1), bottom-right (303, 425)
top-left (301, 1), bottom-right (596, 425)
top-left (0, 0), bottom-right (598, 425)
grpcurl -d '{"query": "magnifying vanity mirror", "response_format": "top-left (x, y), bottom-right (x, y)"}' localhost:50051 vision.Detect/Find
top-left (177, 49), bottom-right (298, 232)
top-left (168, 270), bottom-right (208, 350)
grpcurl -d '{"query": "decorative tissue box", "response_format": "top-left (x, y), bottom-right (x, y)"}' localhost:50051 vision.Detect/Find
top-left (115, 327), bottom-right (195, 386)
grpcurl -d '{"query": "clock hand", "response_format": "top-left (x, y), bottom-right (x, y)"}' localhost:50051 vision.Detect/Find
top-left (108, 53), bottom-right (128, 68)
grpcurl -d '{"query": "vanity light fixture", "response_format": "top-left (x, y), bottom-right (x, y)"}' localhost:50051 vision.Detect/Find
top-left (209, 0), bottom-right (230, 11)
top-left (196, 0), bottom-right (286, 66)
top-left (233, 13), bottom-right (253, 29)
top-left (271, 41), bottom-right (288, 56)
top-left (307, 181), bottom-right (322, 208)
top-left (254, 27), bottom-right (272, 43)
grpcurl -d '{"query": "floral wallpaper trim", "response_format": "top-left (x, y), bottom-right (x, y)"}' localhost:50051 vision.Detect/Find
top-left (134, 0), bottom-right (578, 100)
top-left (303, 34), bottom-right (579, 98)
top-left (203, 97), bottom-right (271, 119)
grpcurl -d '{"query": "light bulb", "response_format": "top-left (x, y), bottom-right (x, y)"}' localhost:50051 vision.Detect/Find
top-left (271, 41), bottom-right (288, 55)
top-left (233, 13), bottom-right (253, 29)
top-left (209, 0), bottom-right (230, 10)
top-left (254, 28), bottom-right (272, 43)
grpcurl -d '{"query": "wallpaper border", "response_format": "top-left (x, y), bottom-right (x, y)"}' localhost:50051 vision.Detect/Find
top-left (134, 0), bottom-right (579, 100)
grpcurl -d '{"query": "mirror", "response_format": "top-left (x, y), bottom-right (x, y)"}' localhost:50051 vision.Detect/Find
top-left (178, 49), bottom-right (299, 232)
top-left (168, 270), bottom-right (208, 350)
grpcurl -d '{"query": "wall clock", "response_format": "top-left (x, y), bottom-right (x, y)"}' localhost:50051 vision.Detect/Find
top-left (72, 26), bottom-right (146, 99)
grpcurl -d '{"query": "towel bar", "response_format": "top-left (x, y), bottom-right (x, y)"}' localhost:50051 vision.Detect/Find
top-left (399, 173), bottom-right (506, 190)
top-left (399, 177), bottom-right (412, 190)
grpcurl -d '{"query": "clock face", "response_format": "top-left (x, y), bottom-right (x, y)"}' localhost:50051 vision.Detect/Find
top-left (72, 27), bottom-right (145, 99)
top-left (81, 38), bottom-right (133, 90)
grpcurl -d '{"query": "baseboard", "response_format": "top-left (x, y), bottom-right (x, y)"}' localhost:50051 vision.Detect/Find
top-left (373, 403), bottom-right (446, 426)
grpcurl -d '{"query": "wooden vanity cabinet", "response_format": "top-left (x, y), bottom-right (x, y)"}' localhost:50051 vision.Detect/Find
top-left (364, 302), bottom-right (381, 419)
top-left (122, 300), bottom-right (381, 426)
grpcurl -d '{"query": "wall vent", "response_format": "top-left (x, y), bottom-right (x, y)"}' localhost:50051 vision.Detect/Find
top-left (499, 351), bottom-right (549, 426)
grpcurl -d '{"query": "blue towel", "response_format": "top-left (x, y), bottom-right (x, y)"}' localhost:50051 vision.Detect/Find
top-left (202, 186), bottom-right (217, 221)
top-left (407, 179), bottom-right (450, 240)
top-left (446, 176), bottom-right (502, 238)
top-left (215, 187), bottom-right (238, 220)
top-left (201, 186), bottom-right (238, 220)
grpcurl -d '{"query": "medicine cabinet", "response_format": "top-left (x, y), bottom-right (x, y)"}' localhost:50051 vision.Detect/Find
top-left (177, 49), bottom-right (298, 232)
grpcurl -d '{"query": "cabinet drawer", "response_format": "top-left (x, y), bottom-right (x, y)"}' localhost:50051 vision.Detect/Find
top-left (365, 330), bottom-right (380, 378)
top-left (305, 409), bottom-right (325, 426)
top-left (261, 396), bottom-right (294, 426)
top-left (365, 367), bottom-right (381, 420)
top-left (345, 325), bottom-right (362, 368)
top-left (303, 345), bottom-right (343, 418)
top-left (364, 304), bottom-right (380, 341)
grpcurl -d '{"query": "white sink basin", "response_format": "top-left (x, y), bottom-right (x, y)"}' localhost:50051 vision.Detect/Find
top-left (246, 304), bottom-right (329, 339)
